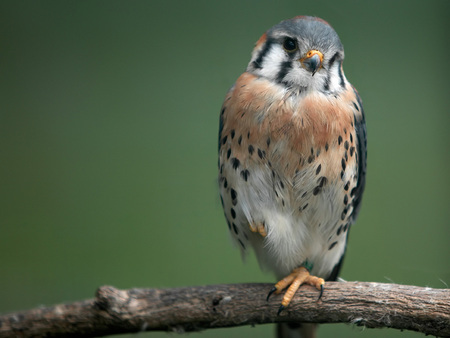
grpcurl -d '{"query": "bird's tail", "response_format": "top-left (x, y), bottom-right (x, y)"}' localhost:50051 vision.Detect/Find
top-left (276, 323), bottom-right (317, 338)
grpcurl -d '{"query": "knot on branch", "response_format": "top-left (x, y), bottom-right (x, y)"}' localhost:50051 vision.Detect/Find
top-left (95, 286), bottom-right (132, 314)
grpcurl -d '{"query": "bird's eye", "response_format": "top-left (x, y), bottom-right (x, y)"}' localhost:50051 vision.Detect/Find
top-left (283, 38), bottom-right (298, 52)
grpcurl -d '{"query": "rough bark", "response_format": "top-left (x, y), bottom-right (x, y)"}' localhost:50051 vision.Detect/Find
top-left (1, 282), bottom-right (449, 337)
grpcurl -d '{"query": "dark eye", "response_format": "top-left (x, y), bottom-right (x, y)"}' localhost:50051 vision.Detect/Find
top-left (283, 38), bottom-right (298, 52)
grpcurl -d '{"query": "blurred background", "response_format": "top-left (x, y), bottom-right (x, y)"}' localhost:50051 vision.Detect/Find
top-left (1, 1), bottom-right (449, 337)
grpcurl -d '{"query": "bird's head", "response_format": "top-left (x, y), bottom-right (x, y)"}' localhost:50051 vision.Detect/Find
top-left (247, 16), bottom-right (347, 94)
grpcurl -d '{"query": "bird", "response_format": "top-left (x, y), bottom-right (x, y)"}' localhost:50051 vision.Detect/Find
top-left (218, 16), bottom-right (366, 337)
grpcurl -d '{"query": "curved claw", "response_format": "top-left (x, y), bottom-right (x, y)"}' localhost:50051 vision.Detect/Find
top-left (277, 305), bottom-right (285, 316)
top-left (266, 286), bottom-right (277, 301)
top-left (317, 283), bottom-right (324, 301)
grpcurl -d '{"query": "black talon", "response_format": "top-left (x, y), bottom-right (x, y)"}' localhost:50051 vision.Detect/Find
top-left (267, 286), bottom-right (277, 301)
top-left (277, 305), bottom-right (285, 315)
top-left (317, 284), bottom-right (324, 301)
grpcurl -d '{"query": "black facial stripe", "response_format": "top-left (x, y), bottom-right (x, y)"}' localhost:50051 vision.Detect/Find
top-left (252, 39), bottom-right (274, 69)
top-left (328, 52), bottom-right (339, 67)
top-left (276, 61), bottom-right (292, 83)
top-left (338, 60), bottom-right (345, 87)
top-left (322, 52), bottom-right (345, 92)
top-left (323, 75), bottom-right (330, 92)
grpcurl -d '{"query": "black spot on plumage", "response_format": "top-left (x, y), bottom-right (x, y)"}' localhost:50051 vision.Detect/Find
top-left (248, 145), bottom-right (254, 155)
top-left (343, 223), bottom-right (349, 232)
top-left (316, 148), bottom-right (321, 157)
top-left (325, 143), bottom-right (329, 151)
top-left (344, 151), bottom-right (348, 162)
top-left (350, 133), bottom-right (353, 143)
top-left (220, 194), bottom-right (224, 207)
top-left (338, 135), bottom-right (343, 145)
top-left (308, 155), bottom-right (315, 163)
top-left (230, 208), bottom-right (236, 219)
top-left (227, 148), bottom-right (231, 159)
top-left (300, 203), bottom-right (309, 211)
top-left (350, 146), bottom-right (355, 157)
top-left (316, 164), bottom-right (322, 175)
top-left (317, 176), bottom-right (328, 187)
top-left (329, 241), bottom-right (338, 250)
top-left (221, 135), bottom-right (227, 145)
top-left (313, 186), bottom-right (321, 195)
top-left (343, 128), bottom-right (347, 134)
top-left (238, 135), bottom-right (242, 145)
top-left (350, 187), bottom-right (357, 197)
top-left (344, 181), bottom-right (350, 191)
top-left (231, 130), bottom-right (235, 139)
top-left (258, 148), bottom-right (265, 159)
top-left (231, 158), bottom-right (240, 170)
top-left (230, 188), bottom-right (237, 201)
top-left (279, 180), bottom-right (284, 189)
top-left (344, 140), bottom-right (349, 150)
top-left (353, 101), bottom-right (360, 111)
top-left (282, 199), bottom-right (285, 206)
top-left (344, 194), bottom-right (348, 205)
top-left (247, 131), bottom-right (251, 139)
top-left (301, 191), bottom-right (308, 198)
top-left (232, 222), bottom-right (239, 235)
top-left (341, 208), bottom-right (348, 220)
top-left (223, 178), bottom-right (228, 188)
top-left (221, 107), bottom-right (225, 116)
top-left (341, 158), bottom-right (346, 171)
top-left (337, 225), bottom-right (343, 236)
top-left (267, 138), bottom-right (271, 147)
top-left (240, 169), bottom-right (250, 181)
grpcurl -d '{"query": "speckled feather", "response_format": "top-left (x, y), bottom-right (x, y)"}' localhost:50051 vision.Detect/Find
top-left (218, 16), bottom-right (366, 284)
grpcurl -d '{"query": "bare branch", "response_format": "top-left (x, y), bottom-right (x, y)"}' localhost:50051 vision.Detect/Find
top-left (1, 282), bottom-right (449, 337)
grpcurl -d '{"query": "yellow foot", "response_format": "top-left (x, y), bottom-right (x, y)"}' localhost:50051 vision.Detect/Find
top-left (249, 222), bottom-right (267, 237)
top-left (266, 266), bottom-right (325, 315)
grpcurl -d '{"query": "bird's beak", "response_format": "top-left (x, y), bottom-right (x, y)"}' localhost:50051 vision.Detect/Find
top-left (300, 50), bottom-right (323, 76)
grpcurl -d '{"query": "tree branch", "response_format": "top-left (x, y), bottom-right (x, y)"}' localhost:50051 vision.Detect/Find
top-left (0, 282), bottom-right (449, 337)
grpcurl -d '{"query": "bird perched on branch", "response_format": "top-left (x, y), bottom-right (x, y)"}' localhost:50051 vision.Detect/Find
top-left (218, 16), bottom-right (367, 337)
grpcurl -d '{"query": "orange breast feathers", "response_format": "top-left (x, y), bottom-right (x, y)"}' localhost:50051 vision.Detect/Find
top-left (221, 72), bottom-right (358, 161)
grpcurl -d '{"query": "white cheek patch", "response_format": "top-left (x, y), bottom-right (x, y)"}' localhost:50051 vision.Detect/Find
top-left (327, 61), bottom-right (346, 92)
top-left (258, 46), bottom-right (285, 80)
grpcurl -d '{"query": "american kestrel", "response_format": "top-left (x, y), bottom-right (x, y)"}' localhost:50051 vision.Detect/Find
top-left (218, 16), bottom-right (367, 335)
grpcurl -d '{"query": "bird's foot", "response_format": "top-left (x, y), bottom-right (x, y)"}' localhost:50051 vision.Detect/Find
top-left (267, 266), bottom-right (324, 314)
top-left (249, 222), bottom-right (267, 237)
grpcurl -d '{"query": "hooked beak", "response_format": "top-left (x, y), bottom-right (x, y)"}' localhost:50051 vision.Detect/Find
top-left (300, 50), bottom-right (323, 76)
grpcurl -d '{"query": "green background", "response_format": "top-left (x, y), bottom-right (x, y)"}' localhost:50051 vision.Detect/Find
top-left (1, 1), bottom-right (449, 337)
